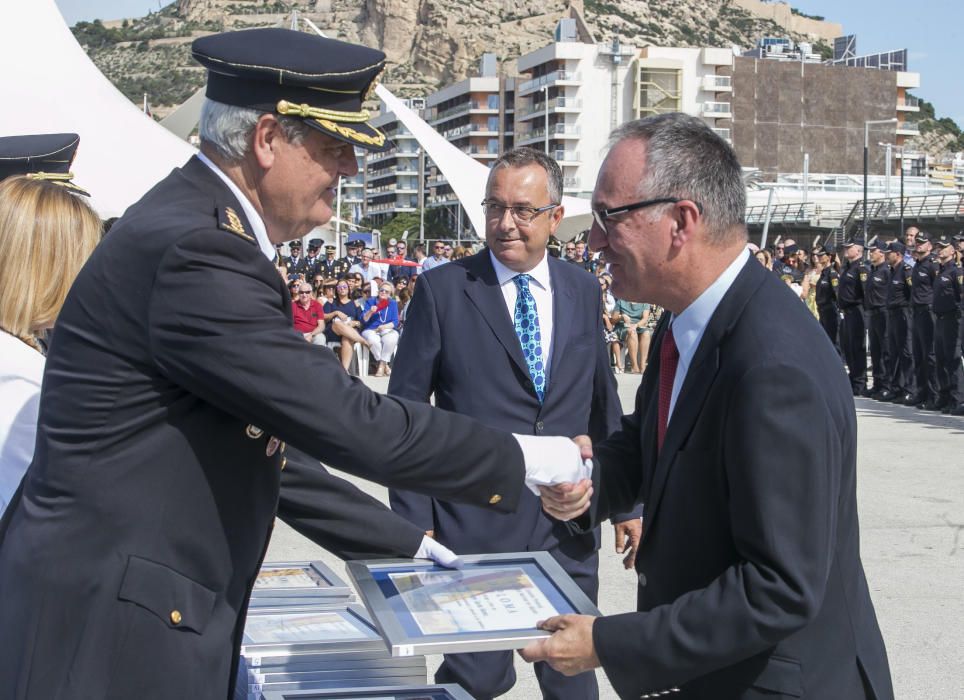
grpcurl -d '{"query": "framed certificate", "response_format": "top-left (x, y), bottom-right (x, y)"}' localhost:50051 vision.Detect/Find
top-left (252, 561), bottom-right (353, 600)
top-left (346, 552), bottom-right (601, 656)
top-left (261, 683), bottom-right (474, 700)
top-left (241, 604), bottom-right (384, 656)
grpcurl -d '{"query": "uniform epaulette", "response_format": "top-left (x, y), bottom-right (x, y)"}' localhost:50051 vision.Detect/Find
top-left (218, 206), bottom-right (255, 243)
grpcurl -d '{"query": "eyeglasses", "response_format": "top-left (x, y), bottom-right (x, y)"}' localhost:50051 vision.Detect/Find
top-left (590, 197), bottom-right (702, 236)
top-left (298, 290), bottom-right (312, 295)
top-left (378, 289), bottom-right (392, 295)
top-left (481, 200), bottom-right (558, 224)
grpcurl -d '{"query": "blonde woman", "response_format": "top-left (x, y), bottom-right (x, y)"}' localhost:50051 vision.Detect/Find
top-left (0, 177), bottom-right (101, 515)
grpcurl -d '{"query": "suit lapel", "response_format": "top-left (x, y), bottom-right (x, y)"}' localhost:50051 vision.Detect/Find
top-left (642, 259), bottom-right (765, 530)
top-left (547, 259), bottom-right (574, 393)
top-left (462, 253), bottom-right (530, 378)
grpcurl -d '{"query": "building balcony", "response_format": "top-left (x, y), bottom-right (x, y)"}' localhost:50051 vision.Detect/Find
top-left (701, 101), bottom-right (732, 119)
top-left (701, 74), bottom-right (732, 92)
top-left (429, 101), bottom-right (499, 125)
top-left (462, 146), bottom-right (500, 159)
top-left (896, 121), bottom-right (920, 136)
top-left (562, 176), bottom-right (581, 191)
top-left (711, 127), bottom-right (732, 142)
top-left (552, 150), bottom-right (580, 163)
top-left (365, 147), bottom-right (398, 164)
top-left (518, 69), bottom-right (582, 96)
top-left (427, 194), bottom-right (461, 206)
top-left (516, 124), bottom-right (581, 146)
top-left (367, 167), bottom-right (397, 181)
top-left (518, 96), bottom-right (583, 120)
top-left (897, 95), bottom-right (921, 112)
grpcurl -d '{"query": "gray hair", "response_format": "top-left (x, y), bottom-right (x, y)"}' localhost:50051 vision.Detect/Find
top-left (609, 113), bottom-right (746, 246)
top-left (488, 147), bottom-right (563, 205)
top-left (198, 98), bottom-right (312, 163)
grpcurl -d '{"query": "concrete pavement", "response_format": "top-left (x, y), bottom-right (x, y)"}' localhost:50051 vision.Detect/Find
top-left (265, 374), bottom-right (964, 698)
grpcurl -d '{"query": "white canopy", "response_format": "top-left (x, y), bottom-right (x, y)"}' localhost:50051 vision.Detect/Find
top-left (0, 0), bottom-right (196, 217)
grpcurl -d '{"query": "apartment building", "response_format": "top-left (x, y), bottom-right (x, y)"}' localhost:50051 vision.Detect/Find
top-left (363, 99), bottom-right (425, 227)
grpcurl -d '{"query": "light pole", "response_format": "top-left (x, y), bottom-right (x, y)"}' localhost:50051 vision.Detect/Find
top-left (540, 84), bottom-right (549, 155)
top-left (863, 118), bottom-right (898, 239)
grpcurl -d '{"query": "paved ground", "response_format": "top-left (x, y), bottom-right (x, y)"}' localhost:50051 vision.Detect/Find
top-left (265, 374), bottom-right (964, 698)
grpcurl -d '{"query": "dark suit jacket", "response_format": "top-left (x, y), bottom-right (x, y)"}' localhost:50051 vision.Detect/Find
top-left (389, 251), bottom-right (637, 557)
top-left (578, 257), bottom-right (893, 699)
top-left (0, 158), bottom-right (524, 700)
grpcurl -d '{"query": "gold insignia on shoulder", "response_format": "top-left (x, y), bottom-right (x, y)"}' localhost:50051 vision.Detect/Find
top-left (831, 278), bottom-right (839, 287)
top-left (221, 206), bottom-right (253, 241)
top-left (859, 272), bottom-right (868, 282)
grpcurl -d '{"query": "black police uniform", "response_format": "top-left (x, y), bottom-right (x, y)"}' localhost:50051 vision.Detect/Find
top-left (837, 256), bottom-right (867, 394)
top-left (932, 256), bottom-right (963, 412)
top-left (909, 251), bottom-right (940, 406)
top-left (883, 258), bottom-right (916, 401)
top-left (285, 250), bottom-right (310, 278)
top-left (863, 260), bottom-right (891, 396)
top-left (815, 265), bottom-right (840, 346)
top-left (318, 247), bottom-right (350, 279)
top-left (0, 29), bottom-right (526, 700)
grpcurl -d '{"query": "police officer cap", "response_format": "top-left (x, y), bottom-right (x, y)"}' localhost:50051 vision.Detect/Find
top-left (914, 230), bottom-right (933, 244)
top-left (0, 133), bottom-right (89, 195)
top-left (347, 239), bottom-right (363, 248)
top-left (325, 244), bottom-right (336, 251)
top-left (866, 240), bottom-right (883, 252)
top-left (953, 231), bottom-right (964, 242)
top-left (784, 244), bottom-right (800, 255)
top-left (886, 241), bottom-right (905, 255)
top-left (841, 235), bottom-right (865, 248)
top-left (813, 245), bottom-right (830, 257)
top-left (308, 238), bottom-right (323, 248)
top-left (191, 28), bottom-right (390, 152)
top-left (289, 239), bottom-right (303, 248)
top-left (934, 235), bottom-right (954, 249)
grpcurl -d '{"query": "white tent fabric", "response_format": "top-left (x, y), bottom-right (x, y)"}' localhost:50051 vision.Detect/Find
top-left (0, 0), bottom-right (196, 217)
top-left (375, 85), bottom-right (592, 242)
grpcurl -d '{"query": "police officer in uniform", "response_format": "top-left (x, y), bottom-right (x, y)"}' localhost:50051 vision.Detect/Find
top-left (813, 245), bottom-right (839, 346)
top-left (0, 29), bottom-right (589, 699)
top-left (340, 238), bottom-right (363, 268)
top-left (908, 231), bottom-right (940, 408)
top-left (318, 244), bottom-right (349, 279)
top-left (285, 238), bottom-right (309, 278)
top-left (837, 236), bottom-right (867, 395)
top-left (863, 240), bottom-right (891, 398)
top-left (879, 241), bottom-right (916, 403)
top-left (931, 236), bottom-right (964, 414)
top-left (305, 237), bottom-right (324, 279)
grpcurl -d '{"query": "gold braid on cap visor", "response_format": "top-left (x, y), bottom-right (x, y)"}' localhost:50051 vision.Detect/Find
top-left (25, 171), bottom-right (75, 183)
top-left (276, 100), bottom-right (370, 123)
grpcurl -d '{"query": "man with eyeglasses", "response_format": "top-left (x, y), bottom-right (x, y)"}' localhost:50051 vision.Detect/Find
top-left (528, 114), bottom-right (892, 700)
top-left (563, 242), bottom-right (578, 262)
top-left (389, 146), bottom-right (640, 700)
top-left (421, 240), bottom-right (450, 271)
top-left (291, 283), bottom-right (327, 346)
top-left (349, 247), bottom-right (387, 283)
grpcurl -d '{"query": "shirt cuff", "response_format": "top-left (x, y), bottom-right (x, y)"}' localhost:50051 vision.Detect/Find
top-left (514, 434), bottom-right (592, 496)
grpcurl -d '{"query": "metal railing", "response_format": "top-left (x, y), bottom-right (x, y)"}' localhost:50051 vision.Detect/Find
top-left (840, 193), bottom-right (964, 234)
top-left (712, 127), bottom-right (731, 140)
top-left (519, 96), bottom-right (583, 119)
top-left (518, 70), bottom-right (582, 94)
top-left (701, 75), bottom-right (732, 91)
top-left (896, 121), bottom-right (920, 134)
top-left (701, 101), bottom-right (732, 116)
top-left (517, 124), bottom-right (581, 141)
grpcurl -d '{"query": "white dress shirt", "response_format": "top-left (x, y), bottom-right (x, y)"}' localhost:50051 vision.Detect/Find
top-left (668, 247), bottom-right (750, 420)
top-left (349, 261), bottom-right (388, 283)
top-left (0, 332), bottom-right (45, 516)
top-left (489, 250), bottom-right (554, 382)
top-left (197, 151), bottom-right (275, 262)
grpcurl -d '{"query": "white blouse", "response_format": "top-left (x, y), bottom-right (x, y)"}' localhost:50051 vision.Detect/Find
top-left (0, 331), bottom-right (45, 516)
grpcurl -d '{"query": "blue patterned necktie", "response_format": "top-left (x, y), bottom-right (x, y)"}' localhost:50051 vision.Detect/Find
top-left (513, 274), bottom-right (546, 402)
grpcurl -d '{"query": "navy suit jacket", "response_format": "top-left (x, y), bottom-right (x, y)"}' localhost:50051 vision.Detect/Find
top-left (579, 258), bottom-right (892, 699)
top-left (389, 251), bottom-right (639, 556)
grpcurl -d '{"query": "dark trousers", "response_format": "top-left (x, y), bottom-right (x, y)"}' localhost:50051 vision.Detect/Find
top-left (434, 546), bottom-right (600, 700)
top-left (867, 308), bottom-right (889, 392)
top-left (839, 307), bottom-right (866, 392)
top-left (885, 306), bottom-right (916, 396)
top-left (911, 305), bottom-right (938, 401)
top-left (817, 303), bottom-right (839, 350)
top-left (935, 310), bottom-right (963, 405)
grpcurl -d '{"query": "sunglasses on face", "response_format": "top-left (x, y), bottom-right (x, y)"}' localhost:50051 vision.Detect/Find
top-left (298, 290), bottom-right (312, 295)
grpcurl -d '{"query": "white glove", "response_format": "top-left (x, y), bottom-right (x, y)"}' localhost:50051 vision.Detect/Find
top-left (414, 535), bottom-right (463, 569)
top-left (514, 434), bottom-right (593, 496)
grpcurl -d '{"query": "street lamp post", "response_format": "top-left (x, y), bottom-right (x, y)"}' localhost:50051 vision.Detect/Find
top-left (863, 118), bottom-right (898, 239)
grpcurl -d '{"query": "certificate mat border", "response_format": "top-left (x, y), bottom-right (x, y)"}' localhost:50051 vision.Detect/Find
top-left (252, 560), bottom-right (353, 597)
top-left (346, 552), bottom-right (601, 656)
top-left (240, 603), bottom-right (383, 655)
top-left (261, 683), bottom-right (474, 700)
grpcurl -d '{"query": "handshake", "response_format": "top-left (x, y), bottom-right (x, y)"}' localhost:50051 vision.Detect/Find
top-left (516, 433), bottom-right (596, 523)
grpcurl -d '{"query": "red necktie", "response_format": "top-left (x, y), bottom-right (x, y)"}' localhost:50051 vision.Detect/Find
top-left (657, 325), bottom-right (679, 454)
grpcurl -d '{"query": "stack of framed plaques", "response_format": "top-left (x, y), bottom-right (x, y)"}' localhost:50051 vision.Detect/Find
top-left (346, 552), bottom-right (601, 657)
top-left (249, 561), bottom-right (355, 609)
top-left (261, 683), bottom-right (473, 700)
top-left (235, 604), bottom-right (427, 700)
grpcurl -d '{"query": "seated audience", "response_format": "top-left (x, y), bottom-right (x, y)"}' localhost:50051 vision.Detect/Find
top-left (291, 282), bottom-right (326, 346)
top-left (324, 280), bottom-right (368, 371)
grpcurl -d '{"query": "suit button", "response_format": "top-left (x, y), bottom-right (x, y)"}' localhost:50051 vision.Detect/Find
top-left (488, 494), bottom-right (502, 505)
top-left (280, 457), bottom-right (287, 471)
top-left (170, 610), bottom-right (182, 625)
top-left (245, 424), bottom-right (264, 439)
top-left (535, 421), bottom-right (544, 432)
top-left (637, 572), bottom-right (647, 586)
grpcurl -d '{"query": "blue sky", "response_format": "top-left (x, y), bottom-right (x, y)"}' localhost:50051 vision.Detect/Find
top-left (56, 0), bottom-right (962, 125)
